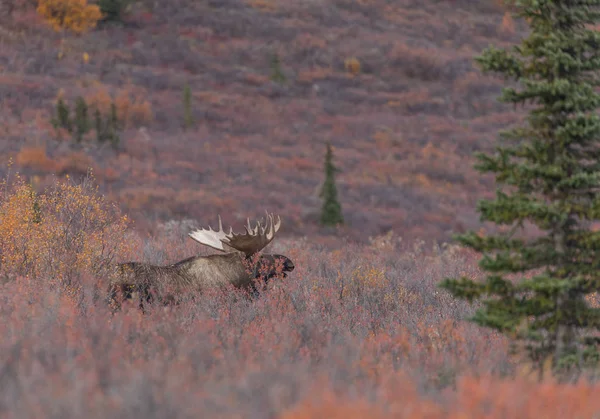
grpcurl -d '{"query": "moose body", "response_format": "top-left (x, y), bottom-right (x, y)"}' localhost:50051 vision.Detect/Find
top-left (107, 213), bottom-right (295, 311)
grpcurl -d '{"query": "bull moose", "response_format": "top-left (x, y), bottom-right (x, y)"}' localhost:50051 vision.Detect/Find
top-left (107, 212), bottom-right (295, 311)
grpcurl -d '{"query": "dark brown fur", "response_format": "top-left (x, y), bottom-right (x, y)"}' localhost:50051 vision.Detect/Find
top-left (107, 252), bottom-right (294, 311)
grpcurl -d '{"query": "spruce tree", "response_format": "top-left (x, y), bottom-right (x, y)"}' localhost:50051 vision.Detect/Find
top-left (73, 96), bottom-right (90, 143)
top-left (98, 0), bottom-right (130, 22)
top-left (52, 97), bottom-right (71, 132)
top-left (183, 83), bottom-right (194, 130)
top-left (270, 53), bottom-right (286, 84)
top-left (108, 102), bottom-right (120, 149)
top-left (29, 186), bottom-right (42, 225)
top-left (320, 142), bottom-right (344, 226)
top-left (94, 108), bottom-right (106, 143)
top-left (440, 1), bottom-right (600, 379)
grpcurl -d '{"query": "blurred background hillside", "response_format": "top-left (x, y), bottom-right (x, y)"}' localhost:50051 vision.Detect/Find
top-left (0, 0), bottom-right (528, 246)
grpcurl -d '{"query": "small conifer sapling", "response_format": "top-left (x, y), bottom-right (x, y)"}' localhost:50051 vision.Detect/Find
top-left (108, 102), bottom-right (120, 148)
top-left (270, 53), bottom-right (286, 84)
top-left (52, 97), bottom-right (72, 133)
top-left (73, 96), bottom-right (90, 143)
top-left (320, 142), bottom-right (344, 227)
top-left (183, 83), bottom-right (194, 130)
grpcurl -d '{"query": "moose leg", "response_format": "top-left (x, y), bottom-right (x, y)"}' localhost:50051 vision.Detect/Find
top-left (137, 283), bottom-right (155, 313)
top-left (107, 283), bottom-right (149, 313)
top-left (106, 284), bottom-right (124, 312)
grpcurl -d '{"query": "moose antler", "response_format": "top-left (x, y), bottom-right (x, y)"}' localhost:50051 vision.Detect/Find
top-left (189, 212), bottom-right (281, 256)
top-left (188, 215), bottom-right (233, 252)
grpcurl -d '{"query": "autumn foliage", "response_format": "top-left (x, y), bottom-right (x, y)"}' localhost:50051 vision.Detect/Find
top-left (1, 210), bottom-right (599, 416)
top-left (0, 175), bottom-right (599, 416)
top-left (0, 170), bottom-right (130, 298)
top-left (36, 0), bottom-right (103, 34)
top-left (84, 85), bottom-right (154, 129)
top-left (3, 0), bottom-right (600, 415)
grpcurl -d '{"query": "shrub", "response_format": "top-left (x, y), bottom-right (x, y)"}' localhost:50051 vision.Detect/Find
top-left (0, 171), bottom-right (131, 299)
top-left (0, 0), bottom-right (36, 21)
top-left (36, 0), bottom-right (103, 34)
top-left (344, 57), bottom-right (361, 76)
top-left (15, 146), bottom-right (59, 172)
top-left (84, 86), bottom-right (113, 114)
top-left (113, 87), bottom-right (153, 129)
top-left (57, 150), bottom-right (95, 175)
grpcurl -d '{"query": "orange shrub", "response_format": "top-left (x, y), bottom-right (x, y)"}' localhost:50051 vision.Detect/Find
top-left (37, 0), bottom-right (103, 34)
top-left (85, 85), bottom-right (153, 128)
top-left (57, 150), bottom-right (95, 175)
top-left (84, 86), bottom-right (113, 114)
top-left (500, 11), bottom-right (515, 35)
top-left (15, 145), bottom-right (59, 172)
top-left (344, 57), bottom-right (361, 76)
top-left (388, 41), bottom-right (445, 81)
top-left (0, 172), bottom-right (131, 297)
top-left (292, 33), bottom-right (327, 51)
top-left (114, 87), bottom-right (154, 128)
top-left (297, 67), bottom-right (335, 84)
top-left (245, 0), bottom-right (277, 12)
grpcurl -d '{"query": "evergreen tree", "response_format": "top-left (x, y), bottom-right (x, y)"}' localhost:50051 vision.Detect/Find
top-left (29, 186), bottom-right (42, 225)
top-left (108, 102), bottom-right (120, 149)
top-left (94, 108), bottom-right (106, 143)
top-left (320, 142), bottom-right (344, 226)
top-left (52, 97), bottom-right (71, 133)
top-left (73, 96), bottom-right (90, 143)
top-left (270, 53), bottom-right (286, 84)
top-left (98, 0), bottom-right (130, 22)
top-left (183, 83), bottom-right (194, 130)
top-left (440, 1), bottom-right (600, 379)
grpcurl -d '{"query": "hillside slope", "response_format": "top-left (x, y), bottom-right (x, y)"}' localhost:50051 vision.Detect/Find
top-left (0, 0), bottom-right (527, 245)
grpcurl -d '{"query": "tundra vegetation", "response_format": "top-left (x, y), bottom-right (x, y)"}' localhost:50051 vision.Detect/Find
top-left (2, 170), bottom-right (600, 417)
top-left (2, 0), bottom-right (600, 417)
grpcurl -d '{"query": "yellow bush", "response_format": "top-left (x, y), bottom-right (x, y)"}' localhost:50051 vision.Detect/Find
top-left (337, 264), bottom-right (389, 299)
top-left (0, 171), bottom-right (131, 297)
top-left (37, 0), bottom-right (103, 34)
top-left (344, 57), bottom-right (361, 76)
